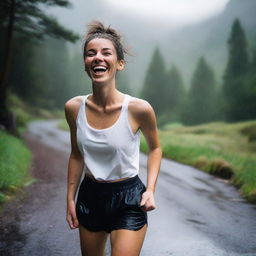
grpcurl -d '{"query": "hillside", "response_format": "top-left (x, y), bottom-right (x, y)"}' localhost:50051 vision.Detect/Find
top-left (158, 0), bottom-right (256, 87)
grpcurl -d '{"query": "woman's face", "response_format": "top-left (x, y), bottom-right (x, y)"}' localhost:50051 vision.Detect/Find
top-left (84, 38), bottom-right (124, 84)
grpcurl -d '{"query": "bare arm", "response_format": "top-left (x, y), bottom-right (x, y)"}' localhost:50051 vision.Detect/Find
top-left (131, 99), bottom-right (162, 211)
top-left (65, 98), bottom-right (84, 229)
top-left (140, 104), bottom-right (162, 194)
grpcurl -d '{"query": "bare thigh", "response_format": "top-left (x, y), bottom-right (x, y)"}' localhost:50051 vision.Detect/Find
top-left (79, 225), bottom-right (109, 256)
top-left (110, 224), bottom-right (147, 256)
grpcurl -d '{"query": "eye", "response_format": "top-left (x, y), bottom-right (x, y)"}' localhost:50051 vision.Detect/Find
top-left (103, 52), bottom-right (112, 56)
top-left (86, 51), bottom-right (96, 57)
top-left (86, 53), bottom-right (95, 57)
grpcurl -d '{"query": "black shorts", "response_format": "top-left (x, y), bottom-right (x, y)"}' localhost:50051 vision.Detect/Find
top-left (76, 174), bottom-right (148, 233)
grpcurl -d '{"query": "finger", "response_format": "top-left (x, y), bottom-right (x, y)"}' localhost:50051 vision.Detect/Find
top-left (67, 216), bottom-right (74, 229)
top-left (141, 200), bottom-right (148, 210)
top-left (73, 216), bottom-right (79, 228)
top-left (67, 214), bottom-right (77, 229)
top-left (140, 194), bottom-right (148, 206)
top-left (142, 201), bottom-right (156, 212)
top-left (71, 209), bottom-right (79, 227)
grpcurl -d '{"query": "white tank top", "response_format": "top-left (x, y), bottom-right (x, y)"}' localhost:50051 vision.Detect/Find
top-left (76, 94), bottom-right (140, 181)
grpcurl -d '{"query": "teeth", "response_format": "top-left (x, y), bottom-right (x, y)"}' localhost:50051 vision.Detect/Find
top-left (93, 66), bottom-right (107, 72)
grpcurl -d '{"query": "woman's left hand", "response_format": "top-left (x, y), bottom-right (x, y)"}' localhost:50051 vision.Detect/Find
top-left (140, 190), bottom-right (156, 211)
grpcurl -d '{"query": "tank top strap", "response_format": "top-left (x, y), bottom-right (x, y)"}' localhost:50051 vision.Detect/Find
top-left (121, 94), bottom-right (139, 138)
top-left (77, 94), bottom-right (90, 122)
top-left (84, 94), bottom-right (90, 103)
top-left (122, 94), bottom-right (132, 112)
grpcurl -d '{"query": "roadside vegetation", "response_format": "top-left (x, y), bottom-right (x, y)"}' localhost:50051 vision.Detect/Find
top-left (0, 130), bottom-right (32, 204)
top-left (0, 94), bottom-right (64, 205)
top-left (58, 118), bottom-right (69, 130)
top-left (140, 120), bottom-right (256, 203)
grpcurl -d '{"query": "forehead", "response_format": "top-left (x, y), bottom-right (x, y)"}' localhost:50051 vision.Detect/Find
top-left (86, 38), bottom-right (115, 51)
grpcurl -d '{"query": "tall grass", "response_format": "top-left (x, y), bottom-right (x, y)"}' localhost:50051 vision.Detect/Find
top-left (0, 130), bottom-right (32, 203)
top-left (141, 120), bottom-right (256, 203)
top-left (0, 93), bottom-right (64, 205)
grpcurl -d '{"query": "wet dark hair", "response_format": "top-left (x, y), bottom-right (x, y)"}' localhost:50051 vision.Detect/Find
top-left (83, 21), bottom-right (127, 61)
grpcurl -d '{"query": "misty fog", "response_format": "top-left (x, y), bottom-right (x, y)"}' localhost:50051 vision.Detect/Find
top-left (47, 0), bottom-right (256, 94)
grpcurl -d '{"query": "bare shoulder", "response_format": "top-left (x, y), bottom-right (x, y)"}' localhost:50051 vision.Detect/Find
top-left (128, 97), bottom-right (155, 119)
top-left (64, 95), bottom-right (84, 125)
top-left (64, 95), bottom-right (84, 110)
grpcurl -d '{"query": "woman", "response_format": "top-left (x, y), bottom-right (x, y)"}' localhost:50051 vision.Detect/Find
top-left (64, 21), bottom-right (162, 256)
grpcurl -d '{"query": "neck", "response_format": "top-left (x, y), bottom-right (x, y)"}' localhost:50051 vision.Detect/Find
top-left (91, 81), bottom-right (123, 108)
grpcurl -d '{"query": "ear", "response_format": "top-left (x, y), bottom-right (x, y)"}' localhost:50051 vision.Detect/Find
top-left (117, 60), bottom-right (125, 71)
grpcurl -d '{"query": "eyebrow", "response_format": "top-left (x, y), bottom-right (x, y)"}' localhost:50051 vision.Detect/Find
top-left (87, 48), bottom-right (113, 52)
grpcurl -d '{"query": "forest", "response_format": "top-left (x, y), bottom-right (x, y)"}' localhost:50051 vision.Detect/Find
top-left (141, 19), bottom-right (256, 126)
top-left (1, 0), bottom-right (256, 133)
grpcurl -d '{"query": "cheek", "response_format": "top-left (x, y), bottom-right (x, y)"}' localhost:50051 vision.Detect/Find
top-left (84, 58), bottom-right (89, 67)
top-left (84, 59), bottom-right (91, 74)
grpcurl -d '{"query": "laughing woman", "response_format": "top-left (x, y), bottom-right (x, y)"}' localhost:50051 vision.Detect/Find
top-left (64, 21), bottom-right (162, 256)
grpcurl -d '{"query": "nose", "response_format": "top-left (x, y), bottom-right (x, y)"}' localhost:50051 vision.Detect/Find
top-left (94, 52), bottom-right (104, 62)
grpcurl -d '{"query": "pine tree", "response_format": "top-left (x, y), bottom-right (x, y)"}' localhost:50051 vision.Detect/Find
top-left (9, 39), bottom-right (38, 102)
top-left (0, 0), bottom-right (79, 134)
top-left (181, 57), bottom-right (217, 125)
top-left (30, 38), bottom-right (72, 109)
top-left (243, 49), bottom-right (256, 119)
top-left (222, 19), bottom-right (249, 121)
top-left (164, 65), bottom-right (185, 122)
top-left (140, 47), bottom-right (167, 116)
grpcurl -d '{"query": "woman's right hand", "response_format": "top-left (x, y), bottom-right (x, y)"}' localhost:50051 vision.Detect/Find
top-left (66, 200), bottom-right (79, 229)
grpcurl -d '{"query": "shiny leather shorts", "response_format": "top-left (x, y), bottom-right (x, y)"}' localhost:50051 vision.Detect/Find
top-left (76, 175), bottom-right (148, 233)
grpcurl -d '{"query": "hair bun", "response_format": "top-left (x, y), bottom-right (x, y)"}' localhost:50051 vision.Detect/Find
top-left (86, 20), bottom-right (120, 41)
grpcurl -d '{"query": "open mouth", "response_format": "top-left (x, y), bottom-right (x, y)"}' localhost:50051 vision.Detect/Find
top-left (92, 65), bottom-right (108, 74)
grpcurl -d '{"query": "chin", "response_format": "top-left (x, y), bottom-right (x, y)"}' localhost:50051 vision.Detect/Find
top-left (91, 75), bottom-right (114, 85)
top-left (91, 78), bottom-right (109, 86)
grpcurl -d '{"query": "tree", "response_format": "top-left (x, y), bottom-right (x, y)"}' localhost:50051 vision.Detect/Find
top-left (164, 65), bottom-right (185, 122)
top-left (0, 0), bottom-right (79, 134)
top-left (140, 47), bottom-right (167, 116)
top-left (242, 48), bottom-right (256, 119)
top-left (38, 38), bottom-right (71, 109)
top-left (181, 56), bottom-right (217, 125)
top-left (9, 38), bottom-right (38, 102)
top-left (222, 19), bottom-right (249, 121)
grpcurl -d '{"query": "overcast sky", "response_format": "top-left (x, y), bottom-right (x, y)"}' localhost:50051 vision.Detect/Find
top-left (103, 0), bottom-right (230, 27)
top-left (49, 0), bottom-right (230, 34)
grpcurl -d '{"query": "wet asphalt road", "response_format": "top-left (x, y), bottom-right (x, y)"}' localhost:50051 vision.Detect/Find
top-left (1, 120), bottom-right (256, 256)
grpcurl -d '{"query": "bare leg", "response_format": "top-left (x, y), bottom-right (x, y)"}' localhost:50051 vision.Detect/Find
top-left (79, 225), bottom-right (109, 256)
top-left (110, 224), bottom-right (147, 256)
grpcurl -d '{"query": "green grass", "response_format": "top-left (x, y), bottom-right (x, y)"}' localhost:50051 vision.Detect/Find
top-left (8, 93), bottom-right (65, 133)
top-left (0, 93), bottom-right (64, 206)
top-left (0, 130), bottom-right (32, 204)
top-left (58, 118), bottom-right (69, 130)
top-left (141, 120), bottom-right (256, 203)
